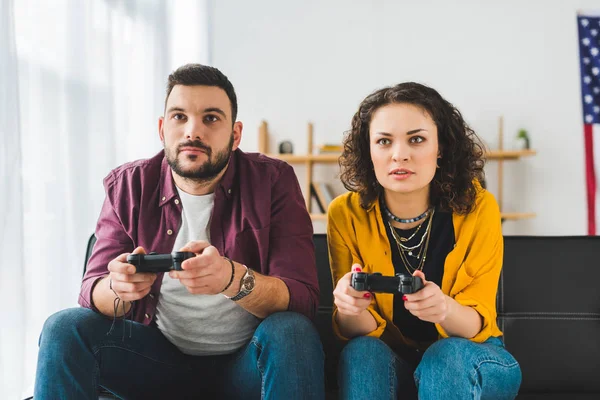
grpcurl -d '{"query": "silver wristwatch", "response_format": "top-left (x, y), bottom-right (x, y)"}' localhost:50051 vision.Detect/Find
top-left (225, 265), bottom-right (255, 301)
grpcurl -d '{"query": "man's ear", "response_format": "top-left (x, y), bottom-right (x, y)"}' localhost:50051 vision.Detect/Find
top-left (232, 121), bottom-right (243, 151)
top-left (158, 117), bottom-right (165, 142)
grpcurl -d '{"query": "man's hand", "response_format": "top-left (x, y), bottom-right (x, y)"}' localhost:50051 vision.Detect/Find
top-left (403, 270), bottom-right (452, 324)
top-left (106, 247), bottom-right (157, 302)
top-left (169, 240), bottom-right (232, 295)
top-left (92, 247), bottom-right (157, 317)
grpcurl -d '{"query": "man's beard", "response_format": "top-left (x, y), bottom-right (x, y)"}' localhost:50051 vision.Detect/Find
top-left (165, 134), bottom-right (234, 182)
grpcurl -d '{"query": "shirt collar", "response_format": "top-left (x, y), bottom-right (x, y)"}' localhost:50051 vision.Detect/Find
top-left (159, 153), bottom-right (178, 207)
top-left (366, 196), bottom-right (379, 212)
top-left (218, 148), bottom-right (238, 200)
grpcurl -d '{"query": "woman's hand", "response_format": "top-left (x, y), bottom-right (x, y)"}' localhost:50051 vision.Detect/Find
top-left (333, 264), bottom-right (373, 316)
top-left (403, 270), bottom-right (453, 324)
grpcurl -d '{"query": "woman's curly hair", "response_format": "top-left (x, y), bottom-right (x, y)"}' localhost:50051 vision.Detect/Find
top-left (339, 82), bottom-right (486, 214)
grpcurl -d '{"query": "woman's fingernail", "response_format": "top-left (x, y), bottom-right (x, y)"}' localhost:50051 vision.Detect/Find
top-left (353, 267), bottom-right (361, 272)
top-left (363, 293), bottom-right (371, 298)
top-left (402, 295), bottom-right (408, 301)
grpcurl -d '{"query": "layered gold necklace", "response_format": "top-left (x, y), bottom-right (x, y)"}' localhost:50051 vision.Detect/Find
top-left (388, 208), bottom-right (435, 274)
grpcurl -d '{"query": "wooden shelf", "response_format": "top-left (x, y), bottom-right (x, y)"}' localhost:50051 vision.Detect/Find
top-left (265, 153), bottom-right (340, 163)
top-left (501, 212), bottom-right (536, 221)
top-left (266, 149), bottom-right (537, 163)
top-left (486, 149), bottom-right (536, 160)
top-left (309, 213), bottom-right (328, 221)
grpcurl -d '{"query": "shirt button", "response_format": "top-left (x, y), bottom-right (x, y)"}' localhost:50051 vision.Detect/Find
top-left (149, 294), bottom-right (154, 299)
top-left (174, 199), bottom-right (180, 205)
top-left (167, 229), bottom-right (173, 235)
top-left (144, 313), bottom-right (150, 319)
top-left (227, 189), bottom-right (232, 194)
top-left (161, 196), bottom-right (166, 201)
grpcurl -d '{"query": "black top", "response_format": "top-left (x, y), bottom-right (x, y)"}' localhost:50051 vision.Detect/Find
top-left (383, 208), bottom-right (455, 342)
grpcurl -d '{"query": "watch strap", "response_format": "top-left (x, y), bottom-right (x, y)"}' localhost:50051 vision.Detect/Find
top-left (225, 265), bottom-right (254, 301)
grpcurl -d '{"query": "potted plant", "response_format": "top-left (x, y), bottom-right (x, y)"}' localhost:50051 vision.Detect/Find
top-left (514, 129), bottom-right (530, 150)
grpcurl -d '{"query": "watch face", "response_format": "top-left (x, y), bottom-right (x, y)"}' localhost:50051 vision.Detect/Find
top-left (242, 275), bottom-right (256, 291)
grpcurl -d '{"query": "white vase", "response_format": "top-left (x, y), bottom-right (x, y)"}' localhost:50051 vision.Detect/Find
top-left (513, 137), bottom-right (528, 150)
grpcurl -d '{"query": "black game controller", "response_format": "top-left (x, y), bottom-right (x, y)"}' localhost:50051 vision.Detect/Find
top-left (126, 251), bottom-right (196, 273)
top-left (350, 272), bottom-right (424, 294)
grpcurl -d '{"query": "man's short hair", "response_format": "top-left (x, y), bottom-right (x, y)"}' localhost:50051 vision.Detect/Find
top-left (165, 64), bottom-right (238, 123)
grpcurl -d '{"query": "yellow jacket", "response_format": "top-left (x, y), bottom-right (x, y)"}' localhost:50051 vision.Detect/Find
top-left (327, 187), bottom-right (503, 349)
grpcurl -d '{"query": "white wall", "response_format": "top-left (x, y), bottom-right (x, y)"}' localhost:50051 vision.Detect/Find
top-left (211, 0), bottom-right (598, 235)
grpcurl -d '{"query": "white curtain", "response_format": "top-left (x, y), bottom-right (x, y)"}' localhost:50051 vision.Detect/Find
top-left (0, 0), bottom-right (209, 398)
top-left (1, 0), bottom-right (26, 398)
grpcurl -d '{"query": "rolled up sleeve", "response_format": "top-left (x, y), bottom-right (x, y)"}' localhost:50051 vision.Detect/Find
top-left (437, 191), bottom-right (504, 342)
top-left (327, 199), bottom-right (387, 340)
top-left (266, 165), bottom-right (319, 319)
top-left (79, 179), bottom-right (133, 312)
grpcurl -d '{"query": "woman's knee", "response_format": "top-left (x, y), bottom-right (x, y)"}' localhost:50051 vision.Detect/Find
top-left (338, 337), bottom-right (414, 398)
top-left (415, 338), bottom-right (474, 382)
top-left (415, 337), bottom-right (521, 392)
top-left (339, 336), bottom-right (394, 371)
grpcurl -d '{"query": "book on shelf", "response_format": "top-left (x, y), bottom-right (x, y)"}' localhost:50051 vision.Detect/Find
top-left (317, 144), bottom-right (343, 153)
top-left (310, 182), bottom-right (335, 213)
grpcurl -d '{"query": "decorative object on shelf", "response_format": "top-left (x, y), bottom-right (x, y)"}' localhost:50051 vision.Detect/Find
top-left (317, 144), bottom-right (343, 153)
top-left (278, 140), bottom-right (294, 154)
top-left (513, 129), bottom-right (531, 150)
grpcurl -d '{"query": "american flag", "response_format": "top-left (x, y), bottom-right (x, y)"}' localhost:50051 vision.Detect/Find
top-left (578, 15), bottom-right (600, 235)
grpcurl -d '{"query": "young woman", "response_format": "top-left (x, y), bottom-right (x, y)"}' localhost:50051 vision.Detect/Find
top-left (328, 82), bottom-right (522, 399)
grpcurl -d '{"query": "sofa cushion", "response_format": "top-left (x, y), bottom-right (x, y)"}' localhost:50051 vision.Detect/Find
top-left (499, 236), bottom-right (600, 395)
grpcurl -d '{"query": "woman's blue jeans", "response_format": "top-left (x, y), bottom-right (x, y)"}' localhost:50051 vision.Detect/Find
top-left (338, 335), bottom-right (521, 400)
top-left (34, 308), bottom-right (325, 399)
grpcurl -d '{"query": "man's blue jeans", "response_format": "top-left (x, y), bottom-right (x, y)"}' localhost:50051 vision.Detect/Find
top-left (338, 336), bottom-right (521, 400)
top-left (34, 308), bottom-right (325, 399)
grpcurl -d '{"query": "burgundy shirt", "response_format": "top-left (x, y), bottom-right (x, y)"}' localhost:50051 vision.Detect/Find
top-left (79, 149), bottom-right (318, 323)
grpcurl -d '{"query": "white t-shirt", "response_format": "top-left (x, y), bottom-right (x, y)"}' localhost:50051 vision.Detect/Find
top-left (154, 188), bottom-right (260, 355)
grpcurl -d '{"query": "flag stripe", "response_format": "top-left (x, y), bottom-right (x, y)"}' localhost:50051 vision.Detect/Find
top-left (594, 124), bottom-right (600, 234)
top-left (584, 124), bottom-right (597, 235)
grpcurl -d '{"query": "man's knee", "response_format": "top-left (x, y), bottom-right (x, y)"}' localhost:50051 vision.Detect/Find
top-left (253, 311), bottom-right (322, 351)
top-left (39, 307), bottom-right (100, 347)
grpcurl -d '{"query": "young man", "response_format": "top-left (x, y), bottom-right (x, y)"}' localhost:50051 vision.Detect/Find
top-left (34, 64), bottom-right (324, 399)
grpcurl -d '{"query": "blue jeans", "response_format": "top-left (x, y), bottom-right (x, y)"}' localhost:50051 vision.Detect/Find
top-left (338, 336), bottom-right (521, 400)
top-left (34, 308), bottom-right (325, 399)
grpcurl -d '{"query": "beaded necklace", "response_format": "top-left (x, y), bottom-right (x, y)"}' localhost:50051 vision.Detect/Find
top-left (381, 198), bottom-right (431, 224)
